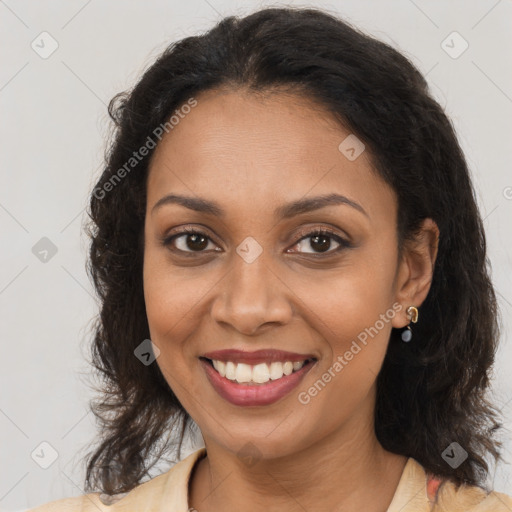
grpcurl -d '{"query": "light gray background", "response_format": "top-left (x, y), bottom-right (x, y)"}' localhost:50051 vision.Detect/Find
top-left (1, 0), bottom-right (511, 510)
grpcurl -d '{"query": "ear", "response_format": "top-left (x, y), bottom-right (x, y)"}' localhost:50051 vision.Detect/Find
top-left (391, 218), bottom-right (439, 329)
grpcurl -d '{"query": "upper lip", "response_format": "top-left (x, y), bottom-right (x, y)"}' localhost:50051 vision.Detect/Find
top-left (201, 349), bottom-right (316, 365)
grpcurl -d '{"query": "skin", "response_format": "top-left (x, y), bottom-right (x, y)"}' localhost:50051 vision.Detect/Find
top-left (143, 87), bottom-right (439, 512)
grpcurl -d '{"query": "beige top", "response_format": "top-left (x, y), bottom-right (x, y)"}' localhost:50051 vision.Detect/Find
top-left (29, 448), bottom-right (512, 511)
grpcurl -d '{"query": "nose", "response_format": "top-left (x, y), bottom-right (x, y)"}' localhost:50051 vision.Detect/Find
top-left (210, 252), bottom-right (294, 336)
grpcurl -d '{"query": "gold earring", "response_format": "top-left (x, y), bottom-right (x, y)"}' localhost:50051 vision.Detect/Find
top-left (401, 306), bottom-right (419, 342)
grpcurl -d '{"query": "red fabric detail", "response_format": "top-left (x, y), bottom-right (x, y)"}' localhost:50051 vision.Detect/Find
top-left (426, 474), bottom-right (443, 502)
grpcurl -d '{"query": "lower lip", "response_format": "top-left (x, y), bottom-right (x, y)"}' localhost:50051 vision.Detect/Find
top-left (200, 359), bottom-right (315, 406)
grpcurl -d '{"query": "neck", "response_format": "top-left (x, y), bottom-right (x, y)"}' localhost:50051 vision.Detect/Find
top-left (189, 404), bottom-right (408, 512)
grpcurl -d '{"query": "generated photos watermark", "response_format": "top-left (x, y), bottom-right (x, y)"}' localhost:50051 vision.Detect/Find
top-left (93, 97), bottom-right (198, 200)
top-left (298, 302), bottom-right (403, 404)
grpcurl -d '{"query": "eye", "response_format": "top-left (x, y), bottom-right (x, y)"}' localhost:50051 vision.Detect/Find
top-left (162, 227), bottom-right (220, 254)
top-left (288, 228), bottom-right (351, 255)
top-left (162, 226), bottom-right (351, 256)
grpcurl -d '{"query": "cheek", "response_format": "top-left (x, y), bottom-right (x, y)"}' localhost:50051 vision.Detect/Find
top-left (143, 254), bottom-right (206, 411)
top-left (291, 248), bottom-right (398, 394)
top-left (302, 282), bottom-right (394, 384)
top-left (142, 245), bottom-right (224, 394)
top-left (142, 249), bottom-right (199, 356)
top-left (293, 254), bottom-right (397, 344)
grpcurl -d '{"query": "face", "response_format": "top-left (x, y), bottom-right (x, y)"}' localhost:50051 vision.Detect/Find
top-left (143, 88), bottom-right (413, 460)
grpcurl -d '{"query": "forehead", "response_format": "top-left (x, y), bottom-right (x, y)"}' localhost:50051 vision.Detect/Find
top-left (146, 88), bottom-right (395, 221)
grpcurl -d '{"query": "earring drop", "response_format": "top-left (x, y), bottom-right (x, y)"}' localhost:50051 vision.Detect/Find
top-left (401, 306), bottom-right (418, 342)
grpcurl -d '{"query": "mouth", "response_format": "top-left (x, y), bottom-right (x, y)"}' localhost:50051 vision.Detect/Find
top-left (200, 357), bottom-right (316, 384)
top-left (199, 349), bottom-right (318, 406)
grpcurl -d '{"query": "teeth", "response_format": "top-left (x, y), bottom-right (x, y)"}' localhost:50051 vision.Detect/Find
top-left (225, 361), bottom-right (236, 380)
top-left (252, 363), bottom-right (270, 383)
top-left (235, 363), bottom-right (252, 383)
top-left (212, 360), bottom-right (226, 377)
top-left (269, 362), bottom-right (284, 380)
top-left (283, 361), bottom-right (293, 375)
top-left (210, 359), bottom-right (308, 384)
top-left (292, 361), bottom-right (303, 371)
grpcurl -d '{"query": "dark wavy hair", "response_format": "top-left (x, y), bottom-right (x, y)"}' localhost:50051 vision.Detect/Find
top-left (83, 6), bottom-right (505, 496)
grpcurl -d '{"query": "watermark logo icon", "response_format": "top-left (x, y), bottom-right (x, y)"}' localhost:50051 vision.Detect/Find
top-left (31, 441), bottom-right (59, 469)
top-left (134, 339), bottom-right (161, 365)
top-left (32, 237), bottom-right (58, 263)
top-left (31, 32), bottom-right (59, 59)
top-left (441, 441), bottom-right (468, 468)
top-left (441, 31), bottom-right (469, 59)
top-left (236, 237), bottom-right (263, 264)
top-left (237, 442), bottom-right (262, 467)
top-left (338, 134), bottom-right (365, 161)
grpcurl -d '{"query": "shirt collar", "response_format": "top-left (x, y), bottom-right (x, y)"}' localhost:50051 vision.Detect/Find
top-left (114, 449), bottom-right (431, 511)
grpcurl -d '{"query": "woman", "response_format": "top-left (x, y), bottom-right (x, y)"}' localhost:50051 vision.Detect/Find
top-left (31, 6), bottom-right (512, 511)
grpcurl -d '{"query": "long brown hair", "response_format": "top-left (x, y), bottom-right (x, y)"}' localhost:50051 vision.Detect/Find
top-left (84, 6), bottom-right (504, 495)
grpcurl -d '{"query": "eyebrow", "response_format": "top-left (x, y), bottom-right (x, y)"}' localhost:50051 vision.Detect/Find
top-left (151, 193), bottom-right (368, 219)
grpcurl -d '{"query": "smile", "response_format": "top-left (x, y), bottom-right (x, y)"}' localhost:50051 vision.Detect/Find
top-left (200, 349), bottom-right (317, 406)
top-left (208, 359), bottom-right (310, 384)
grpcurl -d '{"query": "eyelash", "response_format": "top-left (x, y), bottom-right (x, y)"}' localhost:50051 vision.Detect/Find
top-left (161, 226), bottom-right (351, 257)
